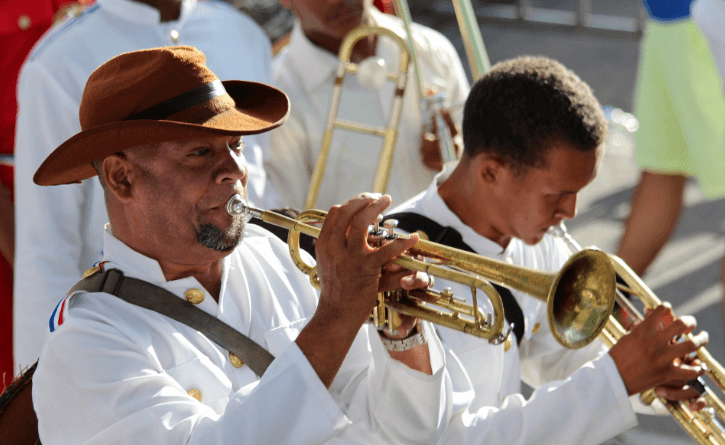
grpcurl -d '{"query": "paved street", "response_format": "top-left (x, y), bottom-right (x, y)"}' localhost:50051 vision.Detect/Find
top-left (408, 1), bottom-right (725, 442)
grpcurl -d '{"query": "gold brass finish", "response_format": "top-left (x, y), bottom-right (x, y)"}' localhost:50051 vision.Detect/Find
top-left (550, 222), bottom-right (725, 445)
top-left (187, 389), bottom-right (202, 402)
top-left (184, 289), bottom-right (205, 305)
top-left (229, 352), bottom-right (244, 368)
top-left (249, 206), bottom-right (506, 341)
top-left (404, 236), bottom-right (617, 349)
top-left (229, 196), bottom-right (616, 348)
top-left (305, 25), bottom-right (410, 209)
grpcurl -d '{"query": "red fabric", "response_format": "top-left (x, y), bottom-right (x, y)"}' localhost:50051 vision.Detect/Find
top-left (0, 0), bottom-right (91, 383)
top-left (373, 0), bottom-right (395, 15)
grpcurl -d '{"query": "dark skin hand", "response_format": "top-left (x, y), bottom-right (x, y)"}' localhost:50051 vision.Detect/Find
top-left (295, 193), bottom-right (432, 388)
top-left (609, 304), bottom-right (708, 411)
top-left (420, 108), bottom-right (460, 172)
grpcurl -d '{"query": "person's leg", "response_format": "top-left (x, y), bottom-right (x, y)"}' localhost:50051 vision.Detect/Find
top-left (616, 171), bottom-right (687, 276)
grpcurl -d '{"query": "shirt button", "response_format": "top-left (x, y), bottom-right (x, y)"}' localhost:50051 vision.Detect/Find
top-left (229, 352), bottom-right (244, 368)
top-left (532, 322), bottom-right (542, 334)
top-left (170, 29), bottom-right (180, 44)
top-left (505, 256), bottom-right (514, 264)
top-left (185, 289), bottom-right (205, 304)
top-left (187, 388), bottom-right (202, 402)
top-left (18, 15), bottom-right (31, 31)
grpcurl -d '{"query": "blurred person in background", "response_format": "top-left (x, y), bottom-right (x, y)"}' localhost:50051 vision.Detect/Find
top-left (267, 0), bottom-right (470, 210)
top-left (617, 0), bottom-right (725, 302)
top-left (13, 0), bottom-right (279, 374)
top-left (0, 0), bottom-right (92, 384)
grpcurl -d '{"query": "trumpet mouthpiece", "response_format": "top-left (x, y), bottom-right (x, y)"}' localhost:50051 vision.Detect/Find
top-left (225, 194), bottom-right (248, 217)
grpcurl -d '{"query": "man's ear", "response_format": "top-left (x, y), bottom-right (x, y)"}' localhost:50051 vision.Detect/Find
top-left (476, 154), bottom-right (506, 185)
top-left (103, 154), bottom-right (133, 203)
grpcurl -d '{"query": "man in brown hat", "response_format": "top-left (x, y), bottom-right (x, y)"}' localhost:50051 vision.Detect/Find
top-left (30, 46), bottom-right (455, 444)
top-left (13, 0), bottom-right (280, 374)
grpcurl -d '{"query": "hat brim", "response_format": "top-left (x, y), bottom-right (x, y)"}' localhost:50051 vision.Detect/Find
top-left (34, 81), bottom-right (290, 186)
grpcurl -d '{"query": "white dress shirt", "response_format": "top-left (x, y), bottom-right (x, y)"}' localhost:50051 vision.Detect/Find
top-left (33, 224), bottom-right (454, 444)
top-left (390, 168), bottom-right (638, 445)
top-left (14, 0), bottom-right (281, 372)
top-left (267, 8), bottom-right (470, 210)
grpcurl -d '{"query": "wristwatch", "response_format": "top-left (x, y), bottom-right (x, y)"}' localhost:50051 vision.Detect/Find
top-left (379, 325), bottom-right (427, 351)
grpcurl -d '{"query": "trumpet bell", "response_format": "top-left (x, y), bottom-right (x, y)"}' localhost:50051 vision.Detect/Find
top-left (549, 250), bottom-right (616, 349)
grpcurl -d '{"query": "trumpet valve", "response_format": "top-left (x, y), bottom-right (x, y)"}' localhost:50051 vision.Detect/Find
top-left (373, 214), bottom-right (383, 234)
top-left (383, 219), bottom-right (399, 239)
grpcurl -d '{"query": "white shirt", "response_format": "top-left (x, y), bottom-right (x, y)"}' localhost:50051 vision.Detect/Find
top-left (267, 8), bottom-right (470, 210)
top-left (390, 169), bottom-right (638, 445)
top-left (33, 224), bottom-right (453, 444)
top-left (14, 0), bottom-right (280, 372)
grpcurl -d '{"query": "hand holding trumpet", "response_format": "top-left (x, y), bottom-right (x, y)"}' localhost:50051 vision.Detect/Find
top-left (609, 304), bottom-right (709, 410)
top-left (295, 193), bottom-right (435, 386)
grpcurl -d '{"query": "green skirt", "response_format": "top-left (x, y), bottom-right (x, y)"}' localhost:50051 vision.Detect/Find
top-left (634, 19), bottom-right (725, 198)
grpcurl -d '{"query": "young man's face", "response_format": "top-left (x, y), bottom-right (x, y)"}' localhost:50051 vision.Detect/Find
top-left (490, 142), bottom-right (603, 246)
top-left (283, 0), bottom-right (366, 42)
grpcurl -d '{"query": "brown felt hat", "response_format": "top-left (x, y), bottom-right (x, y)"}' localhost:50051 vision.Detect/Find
top-left (34, 46), bottom-right (290, 186)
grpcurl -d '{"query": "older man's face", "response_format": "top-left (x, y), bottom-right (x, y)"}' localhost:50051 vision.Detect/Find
top-left (125, 135), bottom-right (248, 261)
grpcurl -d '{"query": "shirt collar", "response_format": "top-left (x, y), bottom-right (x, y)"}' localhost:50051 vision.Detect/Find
top-left (97, 0), bottom-right (197, 27)
top-left (101, 224), bottom-right (169, 283)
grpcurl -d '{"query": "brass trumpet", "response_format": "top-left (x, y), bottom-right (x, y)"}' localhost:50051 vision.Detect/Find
top-left (550, 222), bottom-right (725, 445)
top-left (226, 195), bottom-right (616, 349)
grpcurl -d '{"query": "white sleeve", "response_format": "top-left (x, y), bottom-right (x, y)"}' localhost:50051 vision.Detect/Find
top-left (33, 304), bottom-right (350, 445)
top-left (328, 322), bottom-right (452, 444)
top-left (13, 60), bottom-right (103, 371)
top-left (442, 353), bottom-right (637, 445)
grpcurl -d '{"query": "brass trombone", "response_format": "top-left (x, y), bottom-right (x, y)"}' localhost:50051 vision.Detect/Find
top-left (226, 195), bottom-right (617, 349)
top-left (305, 25), bottom-right (410, 209)
top-left (550, 222), bottom-right (725, 445)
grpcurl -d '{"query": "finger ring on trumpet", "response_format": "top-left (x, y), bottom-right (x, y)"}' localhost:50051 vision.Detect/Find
top-left (426, 274), bottom-right (435, 289)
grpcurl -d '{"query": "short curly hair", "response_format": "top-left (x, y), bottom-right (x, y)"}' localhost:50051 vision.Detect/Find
top-left (462, 56), bottom-right (606, 174)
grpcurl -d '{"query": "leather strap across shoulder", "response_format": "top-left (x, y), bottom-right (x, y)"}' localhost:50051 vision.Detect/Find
top-left (69, 269), bottom-right (274, 377)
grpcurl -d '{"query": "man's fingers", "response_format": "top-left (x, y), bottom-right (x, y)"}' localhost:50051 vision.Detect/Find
top-left (660, 362), bottom-right (706, 384)
top-left (371, 235), bottom-right (419, 266)
top-left (346, 195), bottom-right (392, 250)
top-left (639, 305), bottom-right (675, 332)
top-left (400, 271), bottom-right (431, 290)
top-left (664, 332), bottom-right (709, 362)
top-left (440, 108), bottom-right (457, 137)
top-left (379, 269), bottom-right (416, 292)
top-left (659, 315), bottom-right (697, 339)
top-left (655, 385), bottom-right (704, 402)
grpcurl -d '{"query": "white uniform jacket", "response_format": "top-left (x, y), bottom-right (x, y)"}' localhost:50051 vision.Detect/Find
top-left (268, 8), bottom-right (470, 210)
top-left (33, 224), bottom-right (454, 444)
top-left (389, 169), bottom-right (638, 445)
top-left (14, 0), bottom-right (281, 372)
